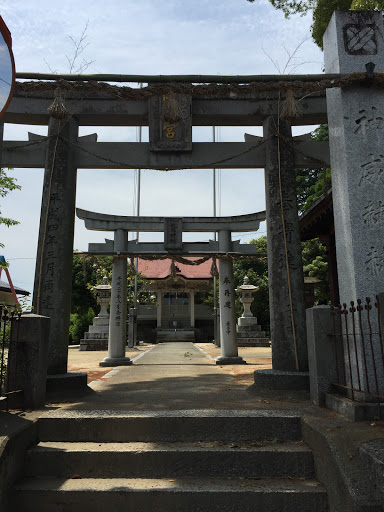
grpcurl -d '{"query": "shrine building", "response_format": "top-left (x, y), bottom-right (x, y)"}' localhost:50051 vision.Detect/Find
top-left (136, 257), bottom-right (214, 343)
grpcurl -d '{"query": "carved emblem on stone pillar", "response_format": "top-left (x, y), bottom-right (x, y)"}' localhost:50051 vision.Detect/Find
top-left (343, 24), bottom-right (377, 55)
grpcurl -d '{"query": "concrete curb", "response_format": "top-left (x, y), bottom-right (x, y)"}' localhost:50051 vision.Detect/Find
top-left (0, 413), bottom-right (39, 511)
top-left (302, 415), bottom-right (383, 512)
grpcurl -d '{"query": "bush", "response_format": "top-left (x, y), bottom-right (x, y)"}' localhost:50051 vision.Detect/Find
top-left (69, 308), bottom-right (95, 344)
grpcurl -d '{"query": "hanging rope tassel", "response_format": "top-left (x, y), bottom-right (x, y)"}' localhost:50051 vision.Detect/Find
top-left (280, 89), bottom-right (302, 120)
top-left (162, 90), bottom-right (182, 123)
top-left (210, 258), bottom-right (219, 278)
top-left (48, 87), bottom-right (71, 119)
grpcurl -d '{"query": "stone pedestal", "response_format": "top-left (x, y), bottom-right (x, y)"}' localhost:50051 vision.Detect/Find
top-left (80, 276), bottom-right (111, 351)
top-left (80, 318), bottom-right (109, 351)
top-left (237, 317), bottom-right (270, 348)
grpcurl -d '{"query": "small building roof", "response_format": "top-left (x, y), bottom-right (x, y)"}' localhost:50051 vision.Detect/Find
top-left (138, 258), bottom-right (213, 280)
top-left (0, 279), bottom-right (30, 296)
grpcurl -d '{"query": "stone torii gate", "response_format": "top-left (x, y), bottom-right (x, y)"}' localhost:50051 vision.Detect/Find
top-left (76, 209), bottom-right (266, 366)
top-left (6, 13), bottom-right (369, 388)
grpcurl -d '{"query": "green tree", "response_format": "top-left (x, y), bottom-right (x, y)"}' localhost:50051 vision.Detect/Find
top-left (0, 168), bottom-right (21, 228)
top-left (247, 0), bottom-right (384, 48)
top-left (302, 238), bottom-right (330, 302)
top-left (295, 124), bottom-right (331, 212)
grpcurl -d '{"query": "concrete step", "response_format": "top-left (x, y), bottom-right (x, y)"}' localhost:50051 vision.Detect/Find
top-left (156, 330), bottom-right (195, 342)
top-left (12, 476), bottom-right (328, 512)
top-left (25, 440), bottom-right (314, 479)
top-left (37, 410), bottom-right (303, 443)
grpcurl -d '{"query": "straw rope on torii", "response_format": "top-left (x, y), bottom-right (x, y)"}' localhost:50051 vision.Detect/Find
top-left (13, 67), bottom-right (378, 122)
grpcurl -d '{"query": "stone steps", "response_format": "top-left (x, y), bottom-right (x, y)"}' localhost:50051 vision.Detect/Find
top-left (156, 330), bottom-right (195, 342)
top-left (36, 410), bottom-right (303, 442)
top-left (12, 477), bottom-right (328, 512)
top-left (24, 440), bottom-right (315, 478)
top-left (10, 411), bottom-right (329, 512)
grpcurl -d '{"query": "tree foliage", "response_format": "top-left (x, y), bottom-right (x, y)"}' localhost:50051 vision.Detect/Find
top-left (295, 124), bottom-right (330, 212)
top-left (0, 169), bottom-right (21, 228)
top-left (247, 0), bottom-right (384, 48)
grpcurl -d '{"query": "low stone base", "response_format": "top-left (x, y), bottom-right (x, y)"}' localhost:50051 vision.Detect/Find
top-left (99, 357), bottom-right (132, 367)
top-left (215, 356), bottom-right (247, 365)
top-left (79, 338), bottom-right (108, 351)
top-left (325, 393), bottom-right (384, 421)
top-left (252, 369), bottom-right (309, 390)
top-left (237, 338), bottom-right (270, 347)
top-left (46, 372), bottom-right (88, 393)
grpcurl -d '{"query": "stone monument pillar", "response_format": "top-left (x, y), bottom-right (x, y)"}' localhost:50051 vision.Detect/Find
top-left (215, 230), bottom-right (245, 365)
top-left (80, 276), bottom-right (111, 351)
top-left (324, 10), bottom-right (384, 303)
top-left (324, 10), bottom-right (384, 395)
top-left (263, 116), bottom-right (307, 373)
top-left (235, 276), bottom-right (270, 347)
top-left (100, 229), bottom-right (132, 367)
top-left (33, 116), bottom-right (79, 375)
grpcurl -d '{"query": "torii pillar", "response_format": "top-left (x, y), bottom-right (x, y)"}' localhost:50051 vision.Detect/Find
top-left (32, 116), bottom-right (83, 381)
top-left (251, 116), bottom-right (308, 391)
top-left (215, 230), bottom-right (246, 365)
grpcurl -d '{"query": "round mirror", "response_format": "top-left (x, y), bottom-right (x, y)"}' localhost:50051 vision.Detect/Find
top-left (0, 17), bottom-right (15, 120)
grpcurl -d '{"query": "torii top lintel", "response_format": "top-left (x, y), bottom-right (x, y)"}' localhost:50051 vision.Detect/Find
top-left (76, 208), bottom-right (266, 233)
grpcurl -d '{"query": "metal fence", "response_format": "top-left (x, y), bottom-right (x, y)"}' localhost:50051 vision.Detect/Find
top-left (0, 306), bottom-right (22, 411)
top-left (330, 297), bottom-right (384, 410)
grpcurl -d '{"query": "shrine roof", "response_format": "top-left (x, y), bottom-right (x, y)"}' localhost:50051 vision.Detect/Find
top-left (138, 258), bottom-right (213, 280)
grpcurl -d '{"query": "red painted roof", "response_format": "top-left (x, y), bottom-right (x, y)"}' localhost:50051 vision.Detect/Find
top-left (138, 258), bottom-right (213, 279)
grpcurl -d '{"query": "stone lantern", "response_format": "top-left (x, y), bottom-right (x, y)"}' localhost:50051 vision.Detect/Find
top-left (235, 276), bottom-right (270, 347)
top-left (94, 276), bottom-right (112, 318)
top-left (80, 276), bottom-right (112, 351)
top-left (236, 276), bottom-right (258, 319)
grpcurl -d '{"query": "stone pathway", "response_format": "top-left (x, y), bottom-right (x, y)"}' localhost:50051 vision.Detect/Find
top-left (57, 342), bottom-right (311, 413)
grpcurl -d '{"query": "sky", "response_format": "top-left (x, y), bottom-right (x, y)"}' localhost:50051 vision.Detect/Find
top-left (0, 0), bottom-right (323, 299)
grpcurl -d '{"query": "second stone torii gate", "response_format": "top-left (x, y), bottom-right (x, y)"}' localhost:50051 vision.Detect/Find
top-left (76, 209), bottom-right (266, 366)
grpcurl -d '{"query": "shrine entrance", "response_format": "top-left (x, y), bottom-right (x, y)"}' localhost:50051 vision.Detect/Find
top-left (162, 292), bottom-right (189, 329)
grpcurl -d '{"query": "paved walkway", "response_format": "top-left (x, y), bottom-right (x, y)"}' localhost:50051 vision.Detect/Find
top-left (57, 342), bottom-right (311, 413)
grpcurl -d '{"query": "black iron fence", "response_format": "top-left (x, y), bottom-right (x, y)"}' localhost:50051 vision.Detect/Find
top-left (0, 305), bottom-right (22, 410)
top-left (330, 297), bottom-right (384, 408)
